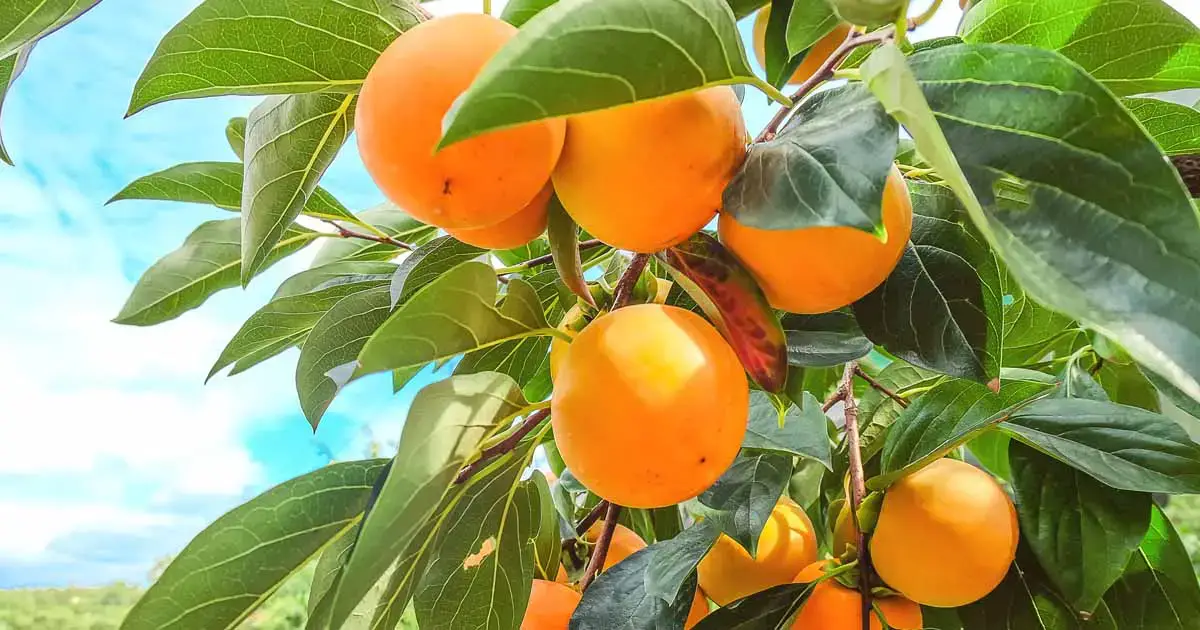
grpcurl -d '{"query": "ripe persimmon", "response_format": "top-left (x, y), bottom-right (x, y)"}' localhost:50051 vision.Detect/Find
top-left (870, 458), bottom-right (1018, 607)
top-left (552, 87), bottom-right (748, 253)
top-left (791, 577), bottom-right (923, 630)
top-left (446, 182), bottom-right (552, 249)
top-left (697, 498), bottom-right (818, 605)
top-left (357, 14), bottom-right (565, 230)
top-left (719, 165), bottom-right (912, 314)
top-left (752, 9), bottom-right (852, 86)
top-left (551, 304), bottom-right (748, 508)
top-left (521, 579), bottom-right (581, 629)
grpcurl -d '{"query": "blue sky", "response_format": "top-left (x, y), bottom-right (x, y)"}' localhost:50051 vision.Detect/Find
top-left (0, 0), bottom-right (1194, 589)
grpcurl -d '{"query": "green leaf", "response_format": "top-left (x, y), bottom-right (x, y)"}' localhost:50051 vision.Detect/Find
top-left (1056, 359), bottom-right (1109, 402)
top-left (786, 0), bottom-right (839, 59)
top-left (961, 0), bottom-right (1200, 96)
top-left (699, 451), bottom-right (792, 556)
top-left (780, 310), bottom-right (872, 368)
top-left (1104, 507), bottom-right (1200, 630)
top-left (126, 0), bottom-right (422, 114)
top-left (1000, 398), bottom-right (1200, 494)
top-left (1095, 362), bottom-right (1161, 412)
top-left (329, 373), bottom-right (527, 630)
top-left (413, 455), bottom-right (539, 630)
top-left (858, 361), bottom-right (942, 461)
top-left (1126, 98), bottom-right (1200, 157)
top-left (273, 261), bottom-right (397, 300)
top-left (439, 0), bottom-right (784, 148)
top-left (692, 583), bottom-right (811, 629)
top-left (1010, 442), bottom-right (1151, 614)
top-left (109, 162), bottom-right (355, 222)
top-left (1143, 366), bottom-right (1200, 420)
top-left (743, 391), bottom-right (832, 469)
top-left (570, 546), bottom-right (699, 629)
top-left (355, 262), bottom-right (551, 380)
top-left (500, 0), bottom-right (557, 26)
top-left (958, 556), bottom-right (1094, 630)
top-left (120, 459), bottom-right (387, 630)
top-left (728, 0), bottom-right (769, 19)
top-left (660, 232), bottom-right (788, 393)
top-left (870, 379), bottom-right (1005, 489)
top-left (226, 116), bottom-right (246, 160)
top-left (644, 521), bottom-right (721, 604)
top-left (545, 193), bottom-right (593, 307)
top-left (311, 203), bottom-right (435, 267)
top-left (1002, 284), bottom-right (1080, 367)
top-left (209, 280), bottom-right (387, 380)
top-left (852, 181), bottom-right (1002, 382)
top-left (0, 45), bottom-right (31, 166)
top-left (0, 1), bottom-right (97, 60)
top-left (388, 237), bottom-right (485, 307)
top-left (115, 218), bottom-right (318, 326)
top-left (241, 93), bottom-right (356, 284)
top-left (305, 523), bottom-right (358, 630)
top-left (723, 83), bottom-right (897, 231)
top-left (889, 42), bottom-right (1200, 414)
top-left (528, 472), bottom-right (562, 581)
top-left (764, 0), bottom-right (798, 88)
top-left (295, 286), bottom-right (393, 427)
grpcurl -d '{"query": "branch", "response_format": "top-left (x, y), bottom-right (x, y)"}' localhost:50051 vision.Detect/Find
top-left (755, 27), bottom-right (896, 143)
top-left (1172, 154), bottom-right (1200, 197)
top-left (611, 253), bottom-right (650, 309)
top-left (853, 365), bottom-right (909, 408)
top-left (576, 500), bottom-right (610, 537)
top-left (580, 502), bottom-right (622, 591)
top-left (500, 239), bottom-right (606, 274)
top-left (907, 0), bottom-right (944, 29)
top-left (454, 408), bottom-right (550, 484)
top-left (323, 220), bottom-right (415, 252)
top-left (839, 362), bottom-right (873, 630)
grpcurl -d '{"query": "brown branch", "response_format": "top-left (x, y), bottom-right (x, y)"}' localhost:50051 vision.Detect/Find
top-left (839, 362), bottom-right (872, 630)
top-left (580, 502), bottom-right (622, 591)
top-left (576, 500), bottom-right (610, 537)
top-left (853, 365), bottom-right (910, 408)
top-left (823, 387), bottom-right (847, 413)
top-left (454, 408), bottom-right (550, 484)
top-left (1172, 154), bottom-right (1200, 197)
top-left (505, 239), bottom-right (606, 273)
top-left (755, 27), bottom-right (896, 144)
top-left (323, 220), bottom-right (415, 251)
top-left (611, 253), bottom-right (650, 309)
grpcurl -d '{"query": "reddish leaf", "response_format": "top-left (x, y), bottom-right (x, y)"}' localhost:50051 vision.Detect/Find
top-left (659, 232), bottom-right (788, 393)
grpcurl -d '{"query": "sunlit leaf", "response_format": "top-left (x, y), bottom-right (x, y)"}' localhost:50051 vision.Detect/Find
top-left (0, 1), bottom-right (98, 59)
top-left (226, 116), bottom-right (246, 160)
top-left (311, 203), bottom-right (436, 267)
top-left (1125, 97), bottom-right (1200, 156)
top-left (546, 194), bottom-right (593, 307)
top-left (273, 261), bottom-right (397, 300)
top-left (0, 45), bottom-right (31, 165)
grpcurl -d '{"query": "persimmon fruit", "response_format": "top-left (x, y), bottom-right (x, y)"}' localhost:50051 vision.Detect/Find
top-left (791, 577), bottom-right (923, 630)
top-left (551, 304), bottom-right (749, 508)
top-left (697, 498), bottom-right (818, 605)
top-left (870, 458), bottom-right (1019, 607)
top-left (752, 9), bottom-right (852, 86)
top-left (521, 579), bottom-right (581, 629)
top-left (446, 183), bottom-right (552, 249)
top-left (719, 165), bottom-right (913, 314)
top-left (357, 13), bottom-right (565, 230)
top-left (552, 87), bottom-right (748, 253)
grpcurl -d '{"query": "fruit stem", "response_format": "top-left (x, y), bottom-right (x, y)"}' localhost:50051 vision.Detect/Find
top-left (580, 502), bottom-right (622, 591)
top-left (908, 0), bottom-right (944, 29)
top-left (611, 253), bottom-right (650, 309)
top-left (454, 408), bottom-right (551, 484)
top-left (576, 500), bottom-right (611, 536)
top-left (853, 365), bottom-right (910, 408)
top-left (321, 219), bottom-right (416, 251)
top-left (839, 361), bottom-right (874, 630)
top-left (496, 239), bottom-right (607, 274)
top-left (754, 27), bottom-right (896, 143)
top-left (483, 0), bottom-right (492, 15)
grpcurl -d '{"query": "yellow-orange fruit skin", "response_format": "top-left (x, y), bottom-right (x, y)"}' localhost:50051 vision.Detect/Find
top-left (753, 9), bottom-right (852, 86)
top-left (871, 458), bottom-right (1019, 608)
top-left (831, 502), bottom-right (859, 558)
top-left (698, 498), bottom-right (819, 605)
top-left (791, 580), bottom-right (923, 630)
top-left (552, 87), bottom-right (748, 253)
top-left (356, 14), bottom-right (565, 230)
top-left (521, 579), bottom-right (581, 629)
top-left (719, 165), bottom-right (913, 314)
top-left (447, 182), bottom-right (552, 249)
top-left (686, 591), bottom-right (709, 629)
top-left (551, 304), bottom-right (749, 508)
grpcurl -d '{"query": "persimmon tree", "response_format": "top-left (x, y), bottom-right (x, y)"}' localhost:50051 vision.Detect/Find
top-left (5, 0), bottom-right (1200, 628)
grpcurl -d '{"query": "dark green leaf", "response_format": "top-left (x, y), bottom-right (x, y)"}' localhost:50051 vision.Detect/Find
top-left (1126, 98), bottom-right (1200, 157)
top-left (1104, 507), bottom-right (1200, 630)
top-left (779, 310), bottom-right (872, 368)
top-left (858, 361), bottom-right (942, 461)
top-left (961, 0), bottom-right (1200, 96)
top-left (108, 162), bottom-right (354, 222)
top-left (724, 83), bottom-right (897, 231)
top-left (115, 218), bottom-right (318, 326)
top-left (1095, 362), bottom-right (1161, 412)
top-left (958, 556), bottom-right (1091, 630)
top-left (241, 93), bottom-right (356, 284)
top-left (226, 116), bottom-right (246, 160)
top-left (546, 193), bottom-right (594, 307)
top-left (853, 181), bottom-right (1002, 382)
top-left (388, 236), bottom-right (486, 307)
top-left (1010, 442), bottom-right (1151, 614)
top-left (644, 521), bottom-right (721, 606)
top-left (0, 1), bottom-right (98, 59)
top-left (329, 373), bottom-right (527, 630)
top-left (439, 0), bottom-right (784, 148)
top-left (1002, 285), bottom-right (1080, 367)
top-left (660, 232), bottom-right (788, 393)
top-left (500, 0), bottom-right (557, 26)
top-left (871, 379), bottom-right (1005, 489)
top-left (763, 0), bottom-right (797, 88)
top-left (1144, 366), bottom-right (1200, 420)
top-left (0, 45), bottom-right (31, 165)
top-left (273, 261), bottom-right (397, 300)
top-left (1000, 398), bottom-right (1200, 493)
top-left (569, 546), bottom-right (698, 630)
top-left (305, 522), bottom-right (358, 630)
top-left (121, 459), bottom-right (387, 630)
top-left (699, 452), bottom-right (792, 556)
top-left (692, 583), bottom-right (810, 629)
top-left (127, 0), bottom-right (422, 114)
top-left (743, 391), bottom-right (832, 469)
top-left (1056, 360), bottom-right (1109, 402)
top-left (728, 0), bottom-right (768, 19)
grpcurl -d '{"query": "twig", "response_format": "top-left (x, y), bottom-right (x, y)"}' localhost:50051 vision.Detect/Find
top-left (576, 500), bottom-right (610, 537)
top-left (755, 27), bottom-right (897, 143)
top-left (611, 254), bottom-right (650, 309)
top-left (323, 219), bottom-right (415, 251)
top-left (839, 362), bottom-right (872, 630)
top-left (580, 502), bottom-right (622, 591)
top-left (823, 387), bottom-right (847, 413)
top-left (454, 409), bottom-right (550, 484)
top-left (853, 365), bottom-right (910, 408)
top-left (498, 239), bottom-right (606, 274)
top-left (907, 0), bottom-right (944, 29)
top-left (1171, 155), bottom-right (1200, 196)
